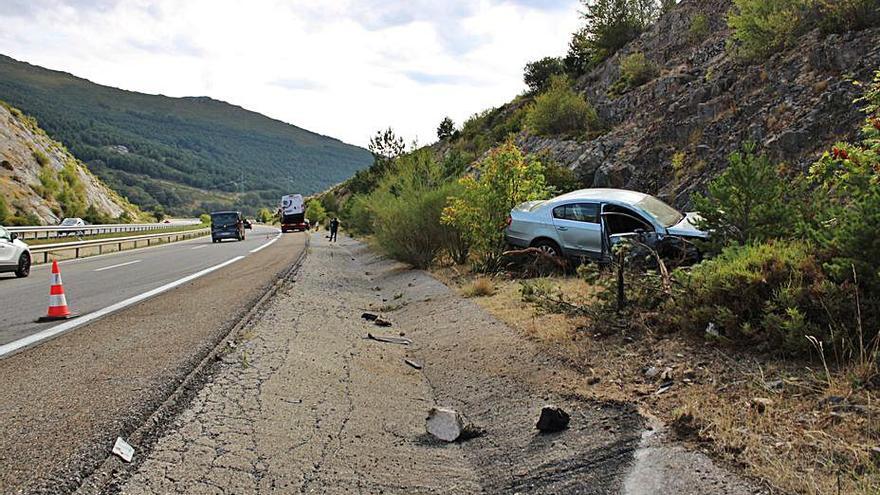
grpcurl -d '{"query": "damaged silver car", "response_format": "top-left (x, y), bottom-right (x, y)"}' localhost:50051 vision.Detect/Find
top-left (504, 188), bottom-right (707, 261)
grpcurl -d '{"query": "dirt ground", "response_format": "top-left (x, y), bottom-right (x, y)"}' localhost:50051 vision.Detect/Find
top-left (438, 274), bottom-right (880, 495)
top-left (115, 234), bottom-right (763, 494)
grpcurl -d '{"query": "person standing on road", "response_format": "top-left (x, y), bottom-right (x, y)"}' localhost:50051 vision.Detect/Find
top-left (329, 217), bottom-right (339, 242)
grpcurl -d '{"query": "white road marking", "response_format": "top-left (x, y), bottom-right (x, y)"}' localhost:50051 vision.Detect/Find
top-left (94, 260), bottom-right (141, 272)
top-left (0, 256), bottom-right (246, 359)
top-left (191, 245), bottom-right (207, 250)
top-left (250, 234), bottom-right (282, 254)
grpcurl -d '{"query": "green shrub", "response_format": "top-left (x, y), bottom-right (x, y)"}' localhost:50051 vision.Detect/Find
top-left (727, 0), bottom-right (812, 61)
top-left (543, 160), bottom-right (582, 194)
top-left (372, 182), bottom-right (462, 269)
top-left (688, 13), bottom-right (710, 42)
top-left (817, 0), bottom-right (880, 33)
top-left (305, 199), bottom-right (327, 225)
top-left (668, 241), bottom-right (848, 354)
top-left (199, 213), bottom-right (211, 225)
top-left (693, 144), bottom-right (802, 251)
top-left (613, 52), bottom-right (658, 93)
top-left (568, 0), bottom-right (659, 70)
top-left (341, 194), bottom-right (375, 236)
top-left (443, 139), bottom-right (550, 268)
top-left (37, 165), bottom-right (58, 200)
top-left (525, 75), bottom-right (600, 137)
top-left (0, 195), bottom-right (9, 223)
top-left (32, 150), bottom-right (49, 167)
top-left (524, 56), bottom-right (566, 93)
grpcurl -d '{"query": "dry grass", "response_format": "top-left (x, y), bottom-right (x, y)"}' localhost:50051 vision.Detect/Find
top-left (442, 271), bottom-right (880, 495)
top-left (461, 277), bottom-right (496, 298)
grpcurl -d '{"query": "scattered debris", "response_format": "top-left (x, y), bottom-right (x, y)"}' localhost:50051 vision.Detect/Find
top-left (366, 333), bottom-right (412, 345)
top-left (404, 359), bottom-right (423, 370)
top-left (655, 381), bottom-right (674, 395)
top-left (750, 397), bottom-right (773, 414)
top-left (586, 376), bottom-right (601, 385)
top-left (112, 437), bottom-right (135, 463)
top-left (536, 405), bottom-right (570, 433)
top-left (644, 366), bottom-right (661, 379)
top-left (361, 312), bottom-right (379, 321)
top-left (374, 318), bottom-right (393, 327)
top-left (426, 407), bottom-right (464, 442)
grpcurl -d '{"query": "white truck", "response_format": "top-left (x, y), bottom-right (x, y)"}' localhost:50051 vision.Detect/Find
top-left (280, 194), bottom-right (307, 233)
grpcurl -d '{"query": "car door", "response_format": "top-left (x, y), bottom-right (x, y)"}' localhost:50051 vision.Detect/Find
top-left (0, 227), bottom-right (17, 267)
top-left (551, 203), bottom-right (602, 257)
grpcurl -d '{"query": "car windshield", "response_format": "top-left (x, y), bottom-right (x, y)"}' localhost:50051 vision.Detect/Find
top-left (635, 195), bottom-right (684, 228)
top-left (61, 219), bottom-right (77, 226)
top-left (211, 213), bottom-right (239, 225)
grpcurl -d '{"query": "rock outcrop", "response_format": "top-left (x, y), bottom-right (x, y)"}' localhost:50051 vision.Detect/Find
top-left (0, 103), bottom-right (138, 224)
top-left (517, 0), bottom-right (880, 207)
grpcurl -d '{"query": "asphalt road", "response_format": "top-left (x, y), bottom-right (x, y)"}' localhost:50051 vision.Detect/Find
top-left (0, 226), bottom-right (306, 493)
top-left (0, 225), bottom-right (280, 349)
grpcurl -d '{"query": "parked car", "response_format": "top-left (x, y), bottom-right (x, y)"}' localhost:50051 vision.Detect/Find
top-left (0, 225), bottom-right (31, 278)
top-left (59, 217), bottom-right (87, 236)
top-left (210, 211), bottom-right (246, 242)
top-left (504, 188), bottom-right (707, 261)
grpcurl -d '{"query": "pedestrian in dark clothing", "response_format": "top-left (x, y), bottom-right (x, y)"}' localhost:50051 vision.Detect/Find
top-left (329, 217), bottom-right (339, 242)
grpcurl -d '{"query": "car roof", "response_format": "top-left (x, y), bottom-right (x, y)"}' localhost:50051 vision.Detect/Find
top-left (548, 188), bottom-right (649, 206)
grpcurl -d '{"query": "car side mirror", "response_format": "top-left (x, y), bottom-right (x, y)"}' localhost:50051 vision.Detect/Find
top-left (10, 233), bottom-right (17, 241)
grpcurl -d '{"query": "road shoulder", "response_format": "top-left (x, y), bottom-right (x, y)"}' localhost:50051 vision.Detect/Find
top-left (121, 234), bottom-right (764, 494)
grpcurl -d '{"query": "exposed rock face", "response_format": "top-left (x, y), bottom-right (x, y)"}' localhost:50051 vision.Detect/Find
top-left (0, 104), bottom-right (136, 224)
top-left (517, 0), bottom-right (880, 207)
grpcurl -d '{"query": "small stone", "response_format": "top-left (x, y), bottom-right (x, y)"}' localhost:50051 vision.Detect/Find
top-left (536, 405), bottom-right (570, 433)
top-left (644, 366), bottom-right (661, 379)
top-left (426, 407), bottom-right (464, 442)
top-left (682, 368), bottom-right (697, 380)
top-left (587, 376), bottom-right (601, 385)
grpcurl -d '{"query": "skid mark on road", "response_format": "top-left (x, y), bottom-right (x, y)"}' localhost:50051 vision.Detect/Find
top-left (94, 260), bottom-right (141, 272)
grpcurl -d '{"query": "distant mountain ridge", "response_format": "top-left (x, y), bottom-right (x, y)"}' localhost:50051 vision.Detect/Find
top-left (0, 55), bottom-right (372, 214)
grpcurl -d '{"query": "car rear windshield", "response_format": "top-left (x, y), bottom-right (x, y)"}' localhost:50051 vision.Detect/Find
top-left (61, 219), bottom-right (77, 226)
top-left (635, 195), bottom-right (683, 227)
top-left (211, 213), bottom-right (239, 225)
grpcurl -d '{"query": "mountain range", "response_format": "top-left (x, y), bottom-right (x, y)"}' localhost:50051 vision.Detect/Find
top-left (0, 55), bottom-right (372, 215)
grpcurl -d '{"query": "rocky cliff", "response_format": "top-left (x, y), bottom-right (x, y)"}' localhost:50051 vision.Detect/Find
top-left (515, 0), bottom-right (880, 206)
top-left (0, 103), bottom-right (139, 225)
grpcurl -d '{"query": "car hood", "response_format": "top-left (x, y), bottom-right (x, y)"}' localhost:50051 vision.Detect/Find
top-left (666, 212), bottom-right (708, 238)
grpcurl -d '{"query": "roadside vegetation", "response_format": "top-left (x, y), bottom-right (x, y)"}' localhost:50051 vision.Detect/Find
top-left (319, 0), bottom-right (880, 489)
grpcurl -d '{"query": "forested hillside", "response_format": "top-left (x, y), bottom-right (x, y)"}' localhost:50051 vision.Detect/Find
top-left (0, 55), bottom-right (372, 215)
top-left (0, 101), bottom-right (140, 225)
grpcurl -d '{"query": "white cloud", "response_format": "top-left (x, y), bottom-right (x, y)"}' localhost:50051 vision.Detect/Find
top-left (0, 0), bottom-right (580, 147)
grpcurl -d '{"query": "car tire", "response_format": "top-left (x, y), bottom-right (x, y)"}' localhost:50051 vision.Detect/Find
top-left (15, 252), bottom-right (31, 278)
top-left (532, 239), bottom-right (562, 258)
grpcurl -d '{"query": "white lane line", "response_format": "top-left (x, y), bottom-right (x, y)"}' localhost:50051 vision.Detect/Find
top-left (250, 234), bottom-right (282, 254)
top-left (0, 256), bottom-right (246, 359)
top-left (191, 245), bottom-right (208, 250)
top-left (94, 260), bottom-right (141, 272)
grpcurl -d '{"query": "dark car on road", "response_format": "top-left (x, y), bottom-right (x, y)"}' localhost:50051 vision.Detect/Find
top-left (210, 211), bottom-right (250, 243)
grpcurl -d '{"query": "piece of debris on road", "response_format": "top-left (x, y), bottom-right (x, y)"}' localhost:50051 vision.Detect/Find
top-left (366, 333), bottom-right (412, 345)
top-left (111, 437), bottom-right (134, 463)
top-left (426, 407), bottom-right (464, 442)
top-left (536, 405), bottom-right (570, 433)
top-left (404, 358), bottom-right (423, 370)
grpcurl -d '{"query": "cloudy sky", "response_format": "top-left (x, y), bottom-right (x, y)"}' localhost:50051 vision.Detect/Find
top-left (0, 0), bottom-right (581, 147)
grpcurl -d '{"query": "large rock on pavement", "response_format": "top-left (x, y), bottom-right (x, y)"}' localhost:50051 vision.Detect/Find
top-left (426, 407), bottom-right (464, 442)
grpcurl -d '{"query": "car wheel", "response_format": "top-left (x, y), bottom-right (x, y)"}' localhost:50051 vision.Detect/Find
top-left (15, 252), bottom-right (31, 278)
top-left (532, 239), bottom-right (562, 258)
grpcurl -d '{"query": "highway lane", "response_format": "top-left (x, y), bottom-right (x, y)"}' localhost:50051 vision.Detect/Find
top-left (0, 225), bottom-right (280, 348)
top-left (0, 229), bottom-right (306, 492)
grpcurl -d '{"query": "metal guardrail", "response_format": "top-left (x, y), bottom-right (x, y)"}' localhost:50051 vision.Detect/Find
top-left (8, 220), bottom-right (200, 240)
top-left (30, 228), bottom-right (210, 264)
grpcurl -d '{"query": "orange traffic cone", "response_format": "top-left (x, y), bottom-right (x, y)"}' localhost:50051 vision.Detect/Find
top-left (37, 260), bottom-right (77, 322)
